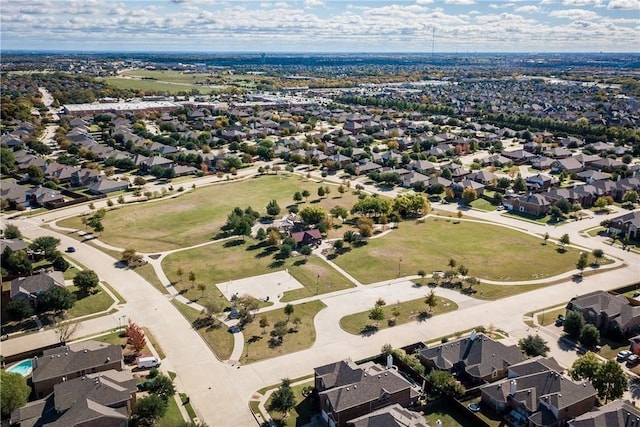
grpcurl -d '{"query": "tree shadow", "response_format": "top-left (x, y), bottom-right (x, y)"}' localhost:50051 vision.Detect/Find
top-left (326, 253), bottom-right (337, 260)
top-left (360, 325), bottom-right (379, 336)
top-left (224, 239), bottom-right (245, 248)
top-left (247, 241), bottom-right (269, 251)
top-left (248, 335), bottom-right (262, 344)
top-left (269, 260), bottom-right (285, 269)
top-left (417, 311), bottom-right (432, 323)
top-left (556, 247), bottom-right (567, 254)
top-left (293, 259), bottom-right (306, 266)
top-left (256, 246), bottom-right (278, 258)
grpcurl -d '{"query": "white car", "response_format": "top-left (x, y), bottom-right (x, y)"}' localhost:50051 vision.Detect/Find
top-left (617, 350), bottom-right (632, 362)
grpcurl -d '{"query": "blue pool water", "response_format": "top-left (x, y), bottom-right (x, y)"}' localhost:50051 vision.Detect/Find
top-left (7, 359), bottom-right (33, 377)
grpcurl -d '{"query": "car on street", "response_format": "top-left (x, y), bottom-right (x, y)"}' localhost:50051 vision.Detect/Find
top-left (66, 246), bottom-right (76, 253)
top-left (617, 350), bottom-right (632, 362)
top-left (555, 315), bottom-right (565, 327)
top-left (467, 403), bottom-right (481, 412)
top-left (627, 354), bottom-right (639, 367)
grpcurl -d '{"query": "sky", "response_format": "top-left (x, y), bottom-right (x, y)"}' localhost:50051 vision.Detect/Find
top-left (1, 0), bottom-right (639, 53)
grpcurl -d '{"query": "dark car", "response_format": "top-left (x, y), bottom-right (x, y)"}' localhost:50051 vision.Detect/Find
top-left (468, 403), bottom-right (481, 412)
top-left (66, 246), bottom-right (76, 253)
top-left (136, 380), bottom-right (153, 391)
top-left (555, 315), bottom-right (565, 327)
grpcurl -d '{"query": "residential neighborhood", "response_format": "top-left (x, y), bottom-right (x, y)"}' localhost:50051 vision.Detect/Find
top-left (1, 51), bottom-right (639, 427)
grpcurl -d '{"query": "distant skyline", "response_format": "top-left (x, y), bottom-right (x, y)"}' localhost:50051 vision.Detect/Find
top-left (1, 0), bottom-right (639, 53)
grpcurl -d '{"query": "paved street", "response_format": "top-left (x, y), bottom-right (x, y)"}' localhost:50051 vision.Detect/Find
top-left (1, 170), bottom-right (638, 426)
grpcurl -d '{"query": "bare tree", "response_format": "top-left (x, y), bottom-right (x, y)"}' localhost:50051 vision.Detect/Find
top-left (54, 316), bottom-right (79, 343)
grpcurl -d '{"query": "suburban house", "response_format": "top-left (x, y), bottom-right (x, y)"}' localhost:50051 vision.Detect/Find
top-left (32, 340), bottom-right (123, 398)
top-left (11, 369), bottom-right (136, 427)
top-left (88, 177), bottom-right (130, 195)
top-left (569, 400), bottom-right (640, 426)
top-left (504, 193), bottom-right (551, 217)
top-left (0, 238), bottom-right (28, 253)
top-left (346, 404), bottom-right (429, 427)
top-left (26, 186), bottom-right (64, 208)
top-left (291, 229), bottom-right (322, 247)
top-left (566, 291), bottom-right (640, 336)
top-left (608, 211), bottom-right (640, 241)
top-left (526, 174), bottom-right (557, 192)
top-left (480, 367), bottom-right (596, 427)
top-left (10, 270), bottom-right (65, 304)
top-left (315, 359), bottom-right (420, 427)
top-left (551, 157), bottom-right (584, 174)
top-left (418, 330), bottom-right (524, 386)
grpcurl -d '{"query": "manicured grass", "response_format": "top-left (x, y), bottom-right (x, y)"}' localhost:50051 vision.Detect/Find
top-left (66, 285), bottom-right (114, 318)
top-left (469, 198), bottom-right (497, 212)
top-left (162, 238), bottom-right (353, 309)
top-left (423, 399), bottom-right (478, 427)
top-left (63, 265), bottom-right (79, 280)
top-left (101, 76), bottom-right (214, 95)
top-left (133, 263), bottom-right (169, 295)
top-left (471, 282), bottom-right (550, 300)
top-left (157, 395), bottom-right (186, 427)
top-left (332, 218), bottom-right (583, 284)
top-left (536, 307), bottom-right (566, 326)
top-left (170, 300), bottom-right (235, 361)
top-left (265, 380), bottom-right (315, 426)
top-left (143, 327), bottom-right (166, 360)
top-left (57, 175), bottom-right (362, 252)
top-left (339, 295), bottom-right (458, 335)
top-left (240, 300), bottom-right (326, 364)
top-left (584, 226), bottom-right (606, 237)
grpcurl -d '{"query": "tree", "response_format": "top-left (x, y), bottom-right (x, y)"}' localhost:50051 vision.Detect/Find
top-left (125, 320), bottom-right (147, 353)
top-left (592, 249), bottom-right (604, 265)
top-left (26, 164), bottom-right (44, 184)
top-left (555, 198), bottom-right (571, 214)
top-left (317, 186), bottom-right (325, 198)
top-left (576, 252), bottom-right (589, 274)
top-left (426, 370), bottom-right (464, 399)
top-left (425, 289), bottom-right (437, 313)
top-left (457, 264), bottom-right (469, 278)
top-left (330, 205), bottom-right (349, 222)
top-left (73, 270), bottom-right (99, 296)
top-left (343, 230), bottom-right (358, 247)
top-left (513, 173), bottom-right (527, 192)
top-left (284, 303), bottom-right (294, 321)
top-left (368, 306), bottom-right (385, 327)
top-left (42, 286), bottom-right (76, 313)
top-left (30, 236), bottom-right (60, 260)
top-left (448, 258), bottom-right (457, 269)
top-left (176, 267), bottom-right (184, 283)
top-left (593, 360), bottom-right (628, 403)
top-left (233, 219), bottom-right (252, 240)
top-left (338, 185), bottom-right (346, 197)
top-left (293, 191), bottom-right (303, 203)
top-left (117, 195), bottom-right (125, 205)
top-left (267, 230), bottom-right (281, 246)
top-left (134, 176), bottom-right (147, 186)
top-left (266, 199), bottom-right (281, 217)
top-left (268, 378), bottom-right (296, 417)
top-left (564, 310), bottom-right (584, 340)
top-left (189, 271), bottom-right (196, 287)
top-left (417, 269), bottom-right (426, 284)
top-left (375, 297), bottom-right (387, 307)
top-left (7, 300), bottom-right (34, 320)
top-left (259, 316), bottom-right (270, 334)
top-left (518, 334), bottom-right (550, 357)
top-left (300, 245), bottom-right (312, 259)
top-left (299, 205), bottom-right (327, 225)
top-left (4, 224), bottom-right (21, 239)
top-left (543, 232), bottom-right (549, 245)
top-left (623, 190), bottom-right (638, 205)
top-left (148, 373), bottom-right (176, 402)
top-left (53, 315), bottom-right (79, 343)
top-left (197, 283), bottom-right (206, 298)
top-left (559, 233), bottom-right (570, 249)
top-left (301, 189), bottom-right (311, 202)
top-left (579, 324), bottom-right (600, 349)
top-left (121, 248), bottom-right (143, 266)
top-left (134, 394), bottom-right (167, 426)
top-left (202, 300), bottom-right (221, 320)
top-left (594, 196), bottom-right (610, 210)
top-left (1, 371), bottom-right (31, 418)
top-left (381, 343), bottom-right (393, 357)
top-left (570, 352), bottom-right (601, 382)
top-left (461, 186), bottom-right (477, 204)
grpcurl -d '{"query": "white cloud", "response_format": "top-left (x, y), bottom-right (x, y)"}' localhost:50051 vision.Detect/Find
top-left (304, 0), bottom-right (325, 7)
top-left (515, 5), bottom-right (539, 12)
top-left (445, 0), bottom-right (475, 4)
top-left (549, 8), bottom-right (600, 19)
top-left (563, 0), bottom-right (603, 5)
top-left (607, 0), bottom-right (640, 8)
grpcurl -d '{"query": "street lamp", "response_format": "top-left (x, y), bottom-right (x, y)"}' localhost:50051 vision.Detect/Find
top-left (398, 258), bottom-right (402, 278)
top-left (316, 275), bottom-right (320, 295)
top-left (118, 315), bottom-right (126, 334)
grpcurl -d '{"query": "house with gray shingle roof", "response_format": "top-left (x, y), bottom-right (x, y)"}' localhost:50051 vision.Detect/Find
top-left (11, 369), bottom-right (136, 427)
top-left (10, 270), bottom-right (65, 303)
top-left (418, 331), bottom-right (523, 385)
top-left (346, 403), bottom-right (429, 427)
top-left (567, 290), bottom-right (640, 336)
top-left (32, 340), bottom-right (123, 398)
top-left (569, 399), bottom-right (640, 427)
top-left (317, 360), bottom-right (420, 427)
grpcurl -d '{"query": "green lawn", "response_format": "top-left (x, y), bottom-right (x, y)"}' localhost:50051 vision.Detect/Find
top-left (101, 77), bottom-right (215, 95)
top-left (423, 400), bottom-right (478, 427)
top-left (469, 198), bottom-right (497, 212)
top-left (162, 238), bottom-right (353, 309)
top-left (265, 380), bottom-right (315, 426)
top-left (240, 300), bottom-right (326, 364)
top-left (157, 395), bottom-right (186, 427)
top-left (133, 263), bottom-right (168, 295)
top-left (66, 285), bottom-right (114, 318)
top-left (340, 296), bottom-right (458, 335)
top-left (332, 218), bottom-right (582, 284)
top-left (170, 300), bottom-right (235, 361)
top-left (56, 175), bottom-right (361, 252)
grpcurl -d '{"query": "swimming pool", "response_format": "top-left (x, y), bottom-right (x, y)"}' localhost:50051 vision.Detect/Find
top-left (7, 359), bottom-right (33, 377)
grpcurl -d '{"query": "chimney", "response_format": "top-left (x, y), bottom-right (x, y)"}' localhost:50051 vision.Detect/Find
top-left (386, 353), bottom-right (393, 369)
top-left (32, 357), bottom-right (38, 369)
top-left (470, 329), bottom-right (477, 341)
top-left (510, 379), bottom-right (517, 396)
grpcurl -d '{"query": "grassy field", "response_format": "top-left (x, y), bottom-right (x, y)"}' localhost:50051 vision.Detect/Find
top-left (340, 295), bottom-right (458, 335)
top-left (240, 300), bottom-right (326, 364)
top-left (57, 175), bottom-right (361, 252)
top-left (332, 218), bottom-right (583, 284)
top-left (66, 285), bottom-right (114, 318)
top-left (265, 380), bottom-right (315, 426)
top-left (469, 198), bottom-right (497, 212)
top-left (101, 76), bottom-right (215, 95)
top-left (171, 300), bottom-right (235, 361)
top-left (162, 238), bottom-right (353, 308)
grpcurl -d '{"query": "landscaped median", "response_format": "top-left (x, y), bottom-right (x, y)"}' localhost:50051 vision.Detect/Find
top-left (339, 295), bottom-right (458, 335)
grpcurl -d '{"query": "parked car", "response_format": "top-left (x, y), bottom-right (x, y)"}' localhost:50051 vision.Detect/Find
top-left (137, 356), bottom-right (161, 369)
top-left (468, 403), bottom-right (481, 412)
top-left (137, 380), bottom-right (153, 391)
top-left (66, 246), bottom-right (76, 253)
top-left (626, 354), bottom-right (639, 367)
top-left (617, 350), bottom-right (632, 362)
top-left (555, 315), bottom-right (565, 327)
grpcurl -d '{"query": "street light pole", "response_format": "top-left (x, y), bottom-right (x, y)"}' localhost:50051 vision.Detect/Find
top-left (316, 275), bottom-right (320, 295)
top-left (398, 258), bottom-right (402, 278)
